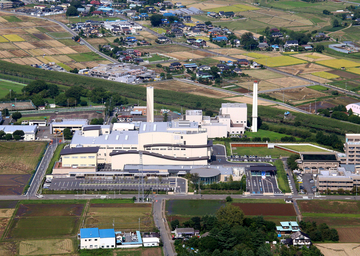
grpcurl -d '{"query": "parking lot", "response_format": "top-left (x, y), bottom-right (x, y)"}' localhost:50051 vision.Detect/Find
top-left (297, 173), bottom-right (316, 195)
top-left (44, 177), bottom-right (186, 193)
top-left (246, 170), bottom-right (282, 195)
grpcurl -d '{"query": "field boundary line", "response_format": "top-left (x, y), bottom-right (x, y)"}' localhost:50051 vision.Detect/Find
top-left (80, 200), bottom-right (90, 229)
top-left (1, 201), bottom-right (20, 241)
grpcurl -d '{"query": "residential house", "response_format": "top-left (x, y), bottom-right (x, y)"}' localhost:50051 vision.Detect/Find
top-left (251, 61), bottom-right (261, 69)
top-left (171, 28), bottom-right (183, 37)
top-left (276, 221), bottom-right (300, 236)
top-left (224, 11), bottom-right (235, 17)
top-left (142, 233), bottom-right (160, 247)
top-left (175, 2), bottom-right (182, 7)
top-left (217, 64), bottom-right (230, 71)
top-left (161, 18), bottom-right (169, 25)
top-left (182, 15), bottom-right (191, 22)
top-left (314, 32), bottom-right (330, 41)
top-left (284, 231), bottom-right (311, 247)
top-left (270, 28), bottom-right (279, 33)
top-left (237, 59), bottom-right (250, 67)
top-left (193, 39), bottom-right (206, 47)
top-left (198, 65), bottom-right (211, 71)
top-left (173, 228), bottom-right (197, 239)
top-left (285, 40), bottom-right (298, 48)
top-left (187, 38), bottom-right (196, 44)
top-left (170, 62), bottom-right (182, 70)
top-left (163, 12), bottom-right (175, 17)
top-left (163, 1), bottom-right (173, 8)
top-left (233, 67), bottom-right (242, 74)
top-left (183, 63), bottom-right (198, 71)
top-left (157, 36), bottom-right (169, 44)
top-left (271, 32), bottom-right (283, 38)
top-left (302, 44), bottom-right (313, 51)
top-left (258, 42), bottom-right (269, 50)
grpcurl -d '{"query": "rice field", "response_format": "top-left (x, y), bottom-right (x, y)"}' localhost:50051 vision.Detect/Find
top-left (255, 56), bottom-right (307, 67)
top-left (3, 34), bottom-right (24, 42)
top-left (312, 71), bottom-right (339, 79)
top-left (305, 54), bottom-right (321, 59)
top-left (245, 52), bottom-right (269, 58)
top-left (0, 36), bottom-right (8, 43)
top-left (347, 68), bottom-right (360, 75)
top-left (206, 4), bottom-right (259, 12)
top-left (316, 59), bottom-right (360, 69)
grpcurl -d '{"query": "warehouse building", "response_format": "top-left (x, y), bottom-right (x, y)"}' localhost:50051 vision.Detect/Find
top-left (50, 119), bottom-right (88, 134)
top-left (0, 125), bottom-right (37, 141)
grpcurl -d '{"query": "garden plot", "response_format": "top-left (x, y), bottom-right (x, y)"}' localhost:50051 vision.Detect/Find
top-left (19, 239), bottom-right (74, 256)
top-left (0, 43), bottom-right (17, 50)
top-left (267, 87), bottom-right (328, 103)
top-left (293, 52), bottom-right (335, 62)
top-left (255, 56), bottom-right (306, 67)
top-left (276, 63), bottom-right (332, 75)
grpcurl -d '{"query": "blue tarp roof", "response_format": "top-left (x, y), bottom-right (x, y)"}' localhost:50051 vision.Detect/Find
top-left (99, 229), bottom-right (115, 238)
top-left (163, 12), bottom-right (175, 16)
top-left (80, 228), bottom-right (99, 238)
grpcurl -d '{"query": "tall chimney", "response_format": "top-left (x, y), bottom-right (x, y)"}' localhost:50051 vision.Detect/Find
top-left (146, 86), bottom-right (154, 122)
top-left (252, 81), bottom-right (258, 132)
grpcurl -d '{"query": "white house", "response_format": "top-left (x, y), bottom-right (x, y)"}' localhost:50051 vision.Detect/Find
top-left (346, 102), bottom-right (360, 116)
top-left (291, 231), bottom-right (311, 247)
top-left (284, 40), bottom-right (298, 48)
top-left (79, 228), bottom-right (116, 249)
top-left (143, 237), bottom-right (160, 247)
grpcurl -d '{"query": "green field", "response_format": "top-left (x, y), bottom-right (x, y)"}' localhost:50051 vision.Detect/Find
top-left (67, 52), bottom-right (105, 62)
top-left (151, 27), bottom-right (166, 34)
top-left (281, 145), bottom-right (328, 152)
top-left (255, 56), bottom-right (307, 67)
top-left (308, 85), bottom-right (329, 91)
top-left (274, 160), bottom-right (290, 193)
top-left (57, 62), bottom-right (72, 71)
top-left (232, 147), bottom-right (295, 158)
top-left (312, 71), bottom-right (339, 79)
top-left (166, 200), bottom-right (225, 216)
top-left (3, 16), bottom-right (22, 22)
top-left (58, 39), bottom-right (79, 46)
top-left (0, 79), bottom-right (26, 99)
top-left (212, 19), bottom-right (268, 31)
top-left (244, 129), bottom-right (298, 141)
top-left (47, 32), bottom-right (72, 38)
top-left (205, 4), bottom-right (258, 12)
top-left (17, 115), bottom-right (50, 123)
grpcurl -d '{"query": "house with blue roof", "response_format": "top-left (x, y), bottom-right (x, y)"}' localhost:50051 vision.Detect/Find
top-left (212, 36), bottom-right (228, 42)
top-left (79, 228), bottom-right (116, 249)
top-left (276, 221), bottom-right (300, 236)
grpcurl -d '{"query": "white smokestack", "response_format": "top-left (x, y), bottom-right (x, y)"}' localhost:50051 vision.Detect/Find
top-left (147, 86), bottom-right (154, 122)
top-left (252, 81), bottom-right (258, 132)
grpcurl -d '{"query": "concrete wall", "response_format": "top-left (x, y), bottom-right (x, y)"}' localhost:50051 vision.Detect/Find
top-left (62, 153), bottom-right (97, 167)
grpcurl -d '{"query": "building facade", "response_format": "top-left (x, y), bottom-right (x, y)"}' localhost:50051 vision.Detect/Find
top-left (343, 134), bottom-right (360, 165)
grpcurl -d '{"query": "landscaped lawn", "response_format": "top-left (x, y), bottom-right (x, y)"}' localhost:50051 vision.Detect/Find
top-left (0, 79), bottom-right (26, 98)
top-left (232, 147), bottom-right (295, 158)
top-left (274, 160), bottom-right (290, 193)
top-left (281, 145), bottom-right (329, 152)
top-left (244, 129), bottom-right (298, 141)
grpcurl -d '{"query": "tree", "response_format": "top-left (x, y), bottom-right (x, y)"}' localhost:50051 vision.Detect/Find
top-left (13, 130), bottom-right (24, 138)
top-left (323, 10), bottom-right (331, 15)
top-left (170, 219), bottom-right (179, 230)
top-left (63, 128), bottom-right (72, 140)
top-left (226, 196), bottom-right (233, 202)
top-left (240, 32), bottom-right (258, 50)
top-left (13, 135), bottom-right (21, 140)
top-left (65, 86), bottom-right (82, 102)
top-left (205, 110), bottom-right (213, 117)
top-left (74, 35), bottom-right (80, 42)
top-left (315, 44), bottom-right (325, 53)
top-left (66, 6), bottom-right (79, 16)
top-left (333, 19), bottom-right (340, 27)
top-left (2, 108), bottom-right (9, 117)
top-left (150, 14), bottom-right (163, 27)
top-left (216, 204), bottom-right (244, 226)
top-left (163, 112), bottom-right (168, 122)
top-left (12, 111), bottom-right (22, 121)
top-left (111, 117), bottom-right (117, 124)
top-left (5, 134), bottom-right (12, 140)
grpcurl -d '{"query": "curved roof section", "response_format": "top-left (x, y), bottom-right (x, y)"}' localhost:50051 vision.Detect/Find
top-left (109, 150), bottom-right (208, 161)
top-left (190, 168), bottom-right (220, 178)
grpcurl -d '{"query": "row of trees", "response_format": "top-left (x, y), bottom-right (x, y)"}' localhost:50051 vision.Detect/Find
top-left (0, 130), bottom-right (24, 140)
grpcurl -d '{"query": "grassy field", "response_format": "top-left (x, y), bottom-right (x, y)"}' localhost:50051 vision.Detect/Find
top-left (206, 4), bottom-right (258, 12)
top-left (274, 160), bottom-right (290, 193)
top-left (308, 85), bottom-right (329, 91)
top-left (3, 16), bottom-right (22, 22)
top-left (151, 27), bottom-right (166, 34)
top-left (116, 247), bottom-right (162, 256)
top-left (142, 54), bottom-right (170, 62)
top-left (67, 52), bottom-right (105, 62)
top-left (312, 71), bottom-right (339, 79)
top-left (46, 144), bottom-right (66, 175)
top-left (212, 19), bottom-right (268, 31)
top-left (57, 62), bottom-right (72, 71)
top-left (58, 39), bottom-right (79, 46)
top-left (244, 129), bottom-right (298, 141)
top-left (316, 59), bottom-right (360, 69)
top-left (255, 56), bottom-right (307, 67)
top-left (245, 52), bottom-right (269, 58)
top-left (166, 200), bottom-right (225, 216)
top-left (0, 79), bottom-right (26, 99)
top-left (17, 115), bottom-right (50, 123)
top-left (3, 34), bottom-right (24, 42)
top-left (85, 203), bottom-right (153, 231)
top-left (0, 142), bottom-right (46, 175)
top-left (281, 145), bottom-right (329, 152)
top-left (19, 239), bottom-right (74, 255)
top-left (47, 32), bottom-right (72, 38)
top-left (232, 147), bottom-right (295, 158)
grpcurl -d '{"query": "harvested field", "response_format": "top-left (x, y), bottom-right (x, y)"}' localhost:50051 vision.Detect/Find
top-left (137, 45), bottom-right (189, 54)
top-left (298, 200), bottom-right (360, 214)
top-left (0, 218), bottom-right (11, 238)
top-left (30, 41), bottom-right (48, 48)
top-left (0, 51), bottom-right (15, 58)
top-left (11, 58), bottom-right (26, 65)
top-left (19, 239), bottom-right (74, 256)
top-left (167, 200), bottom-right (225, 216)
top-left (21, 57), bottom-right (42, 65)
top-left (9, 50), bottom-right (29, 57)
top-left (51, 55), bottom-right (73, 62)
top-left (86, 38), bottom-right (109, 45)
top-left (276, 63), bottom-right (332, 75)
top-left (336, 228), bottom-right (360, 243)
top-left (212, 56), bottom-right (236, 62)
top-left (0, 29), bottom-right (24, 35)
top-left (315, 243), bottom-right (360, 256)
top-left (327, 69), bottom-right (360, 79)
top-left (0, 175), bottom-right (31, 195)
top-left (70, 45), bottom-right (91, 53)
top-left (16, 203), bottom-right (84, 217)
top-left (0, 142), bottom-right (46, 174)
top-left (166, 51), bottom-right (204, 60)
top-left (236, 80), bottom-right (277, 91)
top-left (0, 43), bottom-right (17, 50)
top-left (23, 28), bottom-right (41, 34)
top-left (32, 33), bottom-right (52, 40)
top-left (86, 204), bottom-right (153, 231)
top-left (266, 77), bottom-right (306, 88)
top-left (0, 242), bottom-right (17, 256)
top-left (293, 52), bottom-right (335, 62)
top-left (43, 40), bottom-right (65, 48)
top-left (206, 42), bottom-right (221, 48)
top-left (56, 46), bottom-right (77, 54)
top-left (231, 54), bottom-right (254, 60)
top-left (58, 39), bottom-right (78, 46)
top-left (243, 69), bottom-right (284, 80)
top-left (13, 42), bottom-right (36, 50)
top-left (233, 203), bottom-right (296, 216)
top-left (43, 56), bottom-right (60, 63)
top-left (224, 95), bottom-right (274, 106)
top-left (0, 209), bottom-right (15, 218)
top-left (0, 201), bottom-right (18, 208)
top-left (267, 87), bottom-right (327, 102)
top-left (149, 80), bottom-right (233, 98)
top-left (211, 48), bottom-right (245, 55)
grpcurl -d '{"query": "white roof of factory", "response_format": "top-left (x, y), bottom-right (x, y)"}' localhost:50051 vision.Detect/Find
top-left (51, 119), bottom-right (88, 125)
top-left (221, 103), bottom-right (247, 108)
top-left (0, 125), bottom-right (37, 134)
top-left (71, 130), bottom-right (138, 145)
top-left (186, 110), bottom-right (202, 116)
